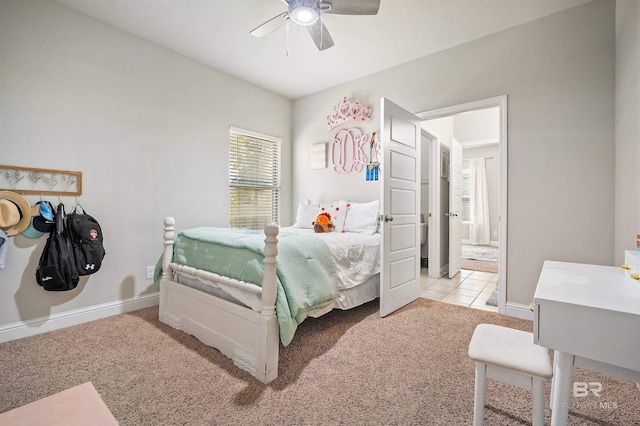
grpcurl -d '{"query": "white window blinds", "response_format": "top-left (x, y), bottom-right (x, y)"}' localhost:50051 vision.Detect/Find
top-left (229, 128), bottom-right (281, 229)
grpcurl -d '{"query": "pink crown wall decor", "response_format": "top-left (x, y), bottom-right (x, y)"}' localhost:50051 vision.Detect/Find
top-left (326, 97), bottom-right (372, 131)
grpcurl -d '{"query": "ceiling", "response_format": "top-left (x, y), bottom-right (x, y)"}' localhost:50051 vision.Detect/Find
top-left (53, 0), bottom-right (595, 99)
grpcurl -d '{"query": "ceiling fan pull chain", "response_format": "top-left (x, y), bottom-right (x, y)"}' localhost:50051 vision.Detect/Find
top-left (286, 20), bottom-right (290, 57)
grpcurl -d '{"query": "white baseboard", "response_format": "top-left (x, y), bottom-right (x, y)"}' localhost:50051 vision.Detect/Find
top-left (504, 302), bottom-right (534, 321)
top-left (0, 293), bottom-right (159, 344)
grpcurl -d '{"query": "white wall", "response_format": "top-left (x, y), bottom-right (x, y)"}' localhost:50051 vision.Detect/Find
top-left (0, 0), bottom-right (292, 335)
top-left (292, 0), bottom-right (615, 306)
top-left (425, 117), bottom-right (454, 149)
top-left (615, 0), bottom-right (640, 262)
top-left (454, 107), bottom-right (500, 146)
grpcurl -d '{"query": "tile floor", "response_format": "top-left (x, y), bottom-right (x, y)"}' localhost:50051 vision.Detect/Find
top-left (419, 268), bottom-right (499, 312)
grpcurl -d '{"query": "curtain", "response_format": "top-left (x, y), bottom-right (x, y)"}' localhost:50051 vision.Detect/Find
top-left (468, 158), bottom-right (491, 245)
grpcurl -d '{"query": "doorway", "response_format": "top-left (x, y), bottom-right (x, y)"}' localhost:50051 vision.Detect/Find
top-left (417, 96), bottom-right (507, 314)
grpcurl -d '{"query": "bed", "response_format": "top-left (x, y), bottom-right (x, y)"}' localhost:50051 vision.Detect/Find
top-left (157, 201), bottom-right (381, 383)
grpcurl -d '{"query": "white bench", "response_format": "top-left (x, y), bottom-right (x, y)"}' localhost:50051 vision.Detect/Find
top-left (468, 324), bottom-right (553, 426)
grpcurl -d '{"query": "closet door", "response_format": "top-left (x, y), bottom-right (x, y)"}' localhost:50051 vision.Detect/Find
top-left (379, 98), bottom-right (421, 317)
top-left (448, 139), bottom-right (463, 278)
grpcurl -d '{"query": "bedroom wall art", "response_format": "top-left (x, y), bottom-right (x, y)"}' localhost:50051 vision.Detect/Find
top-left (310, 143), bottom-right (327, 169)
top-left (331, 127), bottom-right (369, 173)
top-left (325, 96), bottom-right (374, 174)
top-left (0, 164), bottom-right (82, 196)
top-left (326, 97), bottom-right (372, 131)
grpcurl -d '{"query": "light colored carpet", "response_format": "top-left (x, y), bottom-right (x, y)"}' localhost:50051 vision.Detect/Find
top-left (1, 300), bottom-right (639, 425)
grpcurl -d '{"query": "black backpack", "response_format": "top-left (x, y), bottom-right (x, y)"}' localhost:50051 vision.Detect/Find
top-left (67, 205), bottom-right (105, 276)
top-left (36, 204), bottom-right (80, 291)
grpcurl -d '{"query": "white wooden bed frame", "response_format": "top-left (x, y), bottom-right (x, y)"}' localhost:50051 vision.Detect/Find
top-left (159, 217), bottom-right (281, 383)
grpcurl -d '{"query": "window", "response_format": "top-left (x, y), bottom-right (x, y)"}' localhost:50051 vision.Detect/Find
top-left (462, 168), bottom-right (471, 223)
top-left (229, 128), bottom-right (281, 229)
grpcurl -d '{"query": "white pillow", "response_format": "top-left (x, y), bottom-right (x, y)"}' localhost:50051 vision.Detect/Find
top-left (293, 203), bottom-right (319, 229)
top-left (343, 200), bottom-right (380, 234)
top-left (319, 200), bottom-right (349, 232)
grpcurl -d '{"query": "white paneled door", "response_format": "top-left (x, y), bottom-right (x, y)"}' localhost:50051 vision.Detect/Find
top-left (448, 139), bottom-right (463, 278)
top-left (379, 98), bottom-right (421, 317)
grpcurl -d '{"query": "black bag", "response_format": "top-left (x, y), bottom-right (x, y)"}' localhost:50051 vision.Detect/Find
top-left (36, 204), bottom-right (80, 291)
top-left (67, 205), bottom-right (105, 275)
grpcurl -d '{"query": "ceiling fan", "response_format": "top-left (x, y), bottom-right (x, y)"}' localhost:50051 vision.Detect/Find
top-left (250, 0), bottom-right (380, 51)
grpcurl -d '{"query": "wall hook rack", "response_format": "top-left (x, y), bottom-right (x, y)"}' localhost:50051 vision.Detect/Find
top-left (0, 165), bottom-right (82, 196)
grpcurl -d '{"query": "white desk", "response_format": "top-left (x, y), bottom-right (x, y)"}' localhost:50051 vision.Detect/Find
top-left (533, 258), bottom-right (640, 426)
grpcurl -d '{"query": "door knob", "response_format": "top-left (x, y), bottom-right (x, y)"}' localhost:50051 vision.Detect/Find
top-left (383, 215), bottom-right (394, 222)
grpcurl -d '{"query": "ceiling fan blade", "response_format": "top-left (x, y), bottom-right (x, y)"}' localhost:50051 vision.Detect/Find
top-left (322, 0), bottom-right (380, 15)
top-left (307, 19), bottom-right (335, 51)
top-left (250, 12), bottom-right (288, 37)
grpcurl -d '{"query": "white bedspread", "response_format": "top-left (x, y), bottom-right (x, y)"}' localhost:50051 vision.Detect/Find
top-left (281, 227), bottom-right (380, 290)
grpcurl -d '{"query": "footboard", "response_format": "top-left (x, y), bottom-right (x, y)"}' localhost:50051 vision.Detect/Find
top-left (159, 217), bottom-right (280, 383)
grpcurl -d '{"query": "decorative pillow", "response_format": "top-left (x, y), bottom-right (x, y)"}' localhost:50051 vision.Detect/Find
top-left (319, 201), bottom-right (349, 232)
top-left (293, 203), bottom-right (319, 229)
top-left (343, 200), bottom-right (380, 235)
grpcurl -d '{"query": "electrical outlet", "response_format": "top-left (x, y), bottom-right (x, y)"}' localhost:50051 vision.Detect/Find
top-left (146, 265), bottom-right (155, 279)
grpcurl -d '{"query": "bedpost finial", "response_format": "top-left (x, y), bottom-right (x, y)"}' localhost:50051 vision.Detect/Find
top-left (263, 223), bottom-right (279, 260)
top-left (264, 223), bottom-right (279, 237)
top-left (163, 217), bottom-right (175, 244)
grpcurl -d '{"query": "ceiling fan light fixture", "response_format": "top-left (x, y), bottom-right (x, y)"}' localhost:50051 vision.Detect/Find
top-left (290, 6), bottom-right (319, 26)
top-left (251, 0), bottom-right (379, 51)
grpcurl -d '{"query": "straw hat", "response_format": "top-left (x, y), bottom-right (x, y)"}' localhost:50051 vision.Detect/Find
top-left (0, 191), bottom-right (32, 237)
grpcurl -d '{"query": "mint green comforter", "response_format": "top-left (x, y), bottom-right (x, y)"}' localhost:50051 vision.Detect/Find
top-left (157, 227), bottom-right (339, 346)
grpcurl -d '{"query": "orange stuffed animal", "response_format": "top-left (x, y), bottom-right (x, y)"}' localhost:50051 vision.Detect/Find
top-left (312, 212), bottom-right (334, 233)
